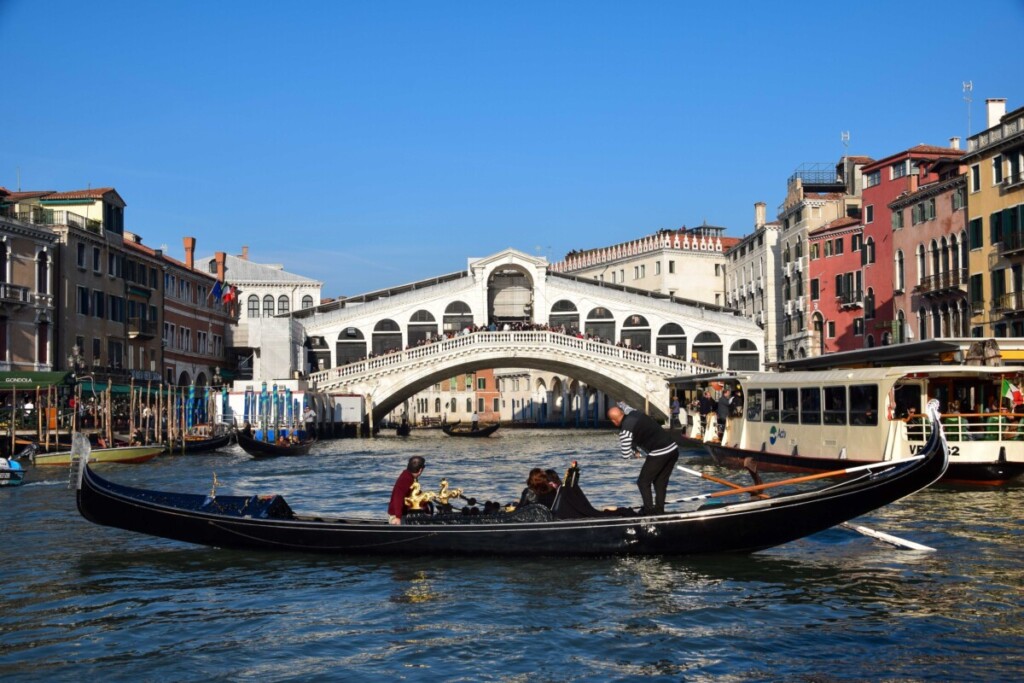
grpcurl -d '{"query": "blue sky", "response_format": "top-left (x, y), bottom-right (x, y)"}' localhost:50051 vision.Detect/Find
top-left (2, 1), bottom-right (1022, 296)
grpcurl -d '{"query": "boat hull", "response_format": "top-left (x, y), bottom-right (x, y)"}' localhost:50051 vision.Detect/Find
top-left (167, 433), bottom-right (233, 454)
top-left (33, 445), bottom-right (164, 467)
top-left (441, 422), bottom-right (499, 437)
top-left (708, 442), bottom-right (1024, 486)
top-left (236, 431), bottom-right (315, 457)
top-left (1, 465), bottom-right (25, 486)
top-left (76, 418), bottom-right (948, 556)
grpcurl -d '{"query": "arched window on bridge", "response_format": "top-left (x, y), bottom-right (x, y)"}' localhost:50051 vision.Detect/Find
top-left (263, 295), bottom-right (275, 317)
top-left (408, 310), bottom-right (438, 346)
top-left (372, 319), bottom-right (403, 355)
top-left (305, 336), bottom-right (331, 373)
top-left (549, 300), bottom-right (579, 332)
top-left (444, 301), bottom-right (474, 333)
top-left (620, 314), bottom-right (651, 351)
top-left (728, 338), bottom-right (760, 371)
top-left (692, 331), bottom-right (723, 368)
top-left (336, 328), bottom-right (365, 366)
top-left (656, 323), bottom-right (687, 358)
top-left (585, 307), bottom-right (615, 342)
top-left (488, 266), bottom-right (533, 325)
top-left (247, 295), bottom-right (260, 318)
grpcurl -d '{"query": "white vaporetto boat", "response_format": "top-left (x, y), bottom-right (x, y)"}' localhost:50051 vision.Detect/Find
top-left (693, 365), bottom-right (1024, 485)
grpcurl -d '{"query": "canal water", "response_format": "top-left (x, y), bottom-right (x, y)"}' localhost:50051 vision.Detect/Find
top-left (2, 429), bottom-right (1022, 681)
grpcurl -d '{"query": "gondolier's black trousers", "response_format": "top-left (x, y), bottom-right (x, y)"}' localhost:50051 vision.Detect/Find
top-left (637, 448), bottom-right (679, 513)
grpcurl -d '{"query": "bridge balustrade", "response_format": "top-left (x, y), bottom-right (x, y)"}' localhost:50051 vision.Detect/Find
top-left (308, 330), bottom-right (709, 387)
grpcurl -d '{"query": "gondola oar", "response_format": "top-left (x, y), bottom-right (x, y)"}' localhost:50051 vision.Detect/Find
top-left (675, 464), bottom-right (934, 551)
top-left (670, 456), bottom-right (925, 503)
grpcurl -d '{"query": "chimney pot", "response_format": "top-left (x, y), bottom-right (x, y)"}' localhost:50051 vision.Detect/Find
top-left (986, 98), bottom-right (1007, 129)
top-left (949, 136), bottom-right (960, 150)
top-left (241, 245), bottom-right (249, 261)
top-left (183, 236), bottom-right (196, 270)
top-left (754, 202), bottom-right (766, 229)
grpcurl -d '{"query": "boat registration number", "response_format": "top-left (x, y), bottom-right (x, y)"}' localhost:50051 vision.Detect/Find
top-left (911, 445), bottom-right (959, 457)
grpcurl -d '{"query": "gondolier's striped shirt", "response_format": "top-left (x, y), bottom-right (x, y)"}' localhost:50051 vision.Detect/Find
top-left (617, 411), bottom-right (678, 459)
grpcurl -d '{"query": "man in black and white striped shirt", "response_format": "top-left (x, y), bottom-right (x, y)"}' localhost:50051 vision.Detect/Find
top-left (607, 405), bottom-right (679, 515)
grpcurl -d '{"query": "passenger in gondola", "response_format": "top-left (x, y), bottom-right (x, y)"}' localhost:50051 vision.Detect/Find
top-left (275, 433), bottom-right (289, 447)
top-left (517, 468), bottom-right (553, 509)
top-left (388, 456), bottom-right (426, 525)
top-left (241, 422), bottom-right (253, 437)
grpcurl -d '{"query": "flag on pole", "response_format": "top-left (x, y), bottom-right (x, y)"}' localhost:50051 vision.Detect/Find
top-left (1002, 379), bottom-right (1023, 406)
top-left (222, 284), bottom-right (236, 304)
top-left (210, 280), bottom-right (223, 302)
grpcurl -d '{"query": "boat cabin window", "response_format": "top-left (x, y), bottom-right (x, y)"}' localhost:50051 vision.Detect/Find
top-left (893, 383), bottom-right (923, 419)
top-left (849, 384), bottom-right (879, 426)
top-left (823, 386), bottom-right (847, 425)
top-left (781, 388), bottom-right (799, 424)
top-left (746, 389), bottom-right (762, 421)
top-left (763, 389), bottom-right (780, 422)
top-left (800, 387), bottom-right (821, 424)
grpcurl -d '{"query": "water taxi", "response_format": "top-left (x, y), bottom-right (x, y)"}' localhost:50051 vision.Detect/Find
top-left (695, 365), bottom-right (1024, 485)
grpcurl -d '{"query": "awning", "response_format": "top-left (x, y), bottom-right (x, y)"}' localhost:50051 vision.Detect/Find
top-left (0, 371), bottom-right (73, 390)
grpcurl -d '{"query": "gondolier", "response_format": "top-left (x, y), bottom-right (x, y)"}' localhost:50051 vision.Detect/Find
top-left (607, 405), bottom-right (679, 515)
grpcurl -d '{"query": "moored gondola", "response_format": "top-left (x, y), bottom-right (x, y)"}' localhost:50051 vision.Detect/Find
top-left (167, 431), bottom-right (234, 455)
top-left (75, 405), bottom-right (948, 556)
top-left (236, 428), bottom-right (316, 457)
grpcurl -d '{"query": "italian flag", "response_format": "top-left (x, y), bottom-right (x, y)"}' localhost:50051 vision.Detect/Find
top-left (1002, 379), bottom-right (1023, 406)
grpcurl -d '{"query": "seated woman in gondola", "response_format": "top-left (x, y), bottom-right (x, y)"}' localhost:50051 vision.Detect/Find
top-left (517, 468), bottom-right (556, 509)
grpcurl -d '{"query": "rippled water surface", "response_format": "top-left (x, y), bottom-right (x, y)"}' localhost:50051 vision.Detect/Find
top-left (2, 429), bottom-right (1023, 681)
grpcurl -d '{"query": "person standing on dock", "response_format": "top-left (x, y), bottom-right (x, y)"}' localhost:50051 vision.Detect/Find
top-left (606, 406), bottom-right (679, 515)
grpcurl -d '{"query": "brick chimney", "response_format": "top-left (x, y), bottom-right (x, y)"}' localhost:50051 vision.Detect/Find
top-left (241, 245), bottom-right (249, 261)
top-left (183, 236), bottom-right (196, 270)
top-left (987, 98), bottom-right (1007, 128)
top-left (215, 251), bottom-right (226, 281)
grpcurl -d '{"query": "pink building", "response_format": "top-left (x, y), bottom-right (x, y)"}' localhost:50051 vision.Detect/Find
top-left (889, 153), bottom-right (968, 342)
top-left (860, 144), bottom-right (963, 346)
top-left (808, 216), bottom-right (865, 353)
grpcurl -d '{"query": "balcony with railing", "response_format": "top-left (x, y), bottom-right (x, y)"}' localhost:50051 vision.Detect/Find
top-left (2, 205), bottom-right (102, 234)
top-left (128, 316), bottom-right (158, 340)
top-left (995, 229), bottom-right (1024, 258)
top-left (994, 291), bottom-right (1024, 317)
top-left (918, 269), bottom-right (967, 296)
top-left (0, 283), bottom-right (30, 306)
top-left (838, 289), bottom-right (864, 308)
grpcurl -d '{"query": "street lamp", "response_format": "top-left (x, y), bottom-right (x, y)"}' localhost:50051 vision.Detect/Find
top-left (67, 344), bottom-right (84, 374)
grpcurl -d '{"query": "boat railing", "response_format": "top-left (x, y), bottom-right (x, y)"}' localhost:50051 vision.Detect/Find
top-left (906, 412), bottom-right (1024, 443)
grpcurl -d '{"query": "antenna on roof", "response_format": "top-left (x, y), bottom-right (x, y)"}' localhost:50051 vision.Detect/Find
top-left (963, 81), bottom-right (973, 137)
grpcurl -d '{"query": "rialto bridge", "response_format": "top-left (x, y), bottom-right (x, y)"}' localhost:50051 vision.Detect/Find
top-left (251, 249), bottom-right (764, 424)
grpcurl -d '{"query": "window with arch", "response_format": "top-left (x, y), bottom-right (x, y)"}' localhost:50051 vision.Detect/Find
top-left (36, 250), bottom-right (49, 294)
top-left (0, 242), bottom-right (7, 283)
top-left (301, 295), bottom-right (314, 309)
top-left (916, 245), bottom-right (926, 286)
top-left (263, 295), bottom-right (275, 317)
top-left (247, 295), bottom-right (260, 318)
top-left (278, 295), bottom-right (290, 314)
top-left (895, 250), bottom-right (905, 292)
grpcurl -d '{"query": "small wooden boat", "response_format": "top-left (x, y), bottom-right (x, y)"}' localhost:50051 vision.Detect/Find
top-left (396, 422), bottom-right (411, 437)
top-left (166, 431), bottom-right (233, 455)
top-left (74, 408), bottom-right (948, 556)
top-left (441, 421), bottom-right (500, 437)
top-left (236, 429), bottom-right (316, 457)
top-left (33, 444), bottom-right (164, 467)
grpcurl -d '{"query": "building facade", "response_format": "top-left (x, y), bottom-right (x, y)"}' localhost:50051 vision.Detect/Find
top-left (963, 98), bottom-right (1024, 337)
top-left (0, 190), bottom-right (58, 371)
top-left (889, 154), bottom-right (969, 342)
top-left (725, 202), bottom-right (781, 368)
top-left (776, 158), bottom-right (868, 361)
top-left (860, 144), bottom-right (963, 347)
top-left (807, 216), bottom-right (864, 354)
top-left (552, 224), bottom-right (738, 307)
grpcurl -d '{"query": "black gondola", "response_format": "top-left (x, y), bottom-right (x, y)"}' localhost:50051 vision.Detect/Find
top-left (75, 409), bottom-right (948, 556)
top-left (167, 432), bottom-right (233, 454)
top-left (441, 421), bottom-right (500, 437)
top-left (236, 429), bottom-right (316, 457)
